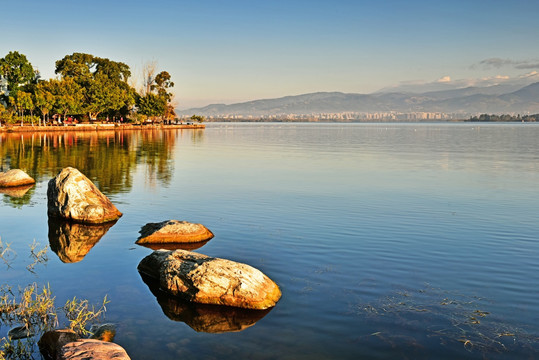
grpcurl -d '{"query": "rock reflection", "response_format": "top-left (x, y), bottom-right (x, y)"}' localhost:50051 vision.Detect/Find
top-left (0, 184), bottom-right (34, 198)
top-left (139, 273), bottom-right (271, 333)
top-left (48, 219), bottom-right (116, 263)
top-left (136, 240), bottom-right (210, 251)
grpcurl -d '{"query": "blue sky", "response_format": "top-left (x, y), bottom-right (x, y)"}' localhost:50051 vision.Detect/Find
top-left (2, 0), bottom-right (539, 108)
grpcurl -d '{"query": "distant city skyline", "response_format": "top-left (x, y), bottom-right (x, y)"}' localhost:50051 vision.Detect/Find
top-left (2, 0), bottom-right (539, 109)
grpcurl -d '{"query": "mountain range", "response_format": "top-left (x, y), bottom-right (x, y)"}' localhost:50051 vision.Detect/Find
top-left (179, 82), bottom-right (539, 117)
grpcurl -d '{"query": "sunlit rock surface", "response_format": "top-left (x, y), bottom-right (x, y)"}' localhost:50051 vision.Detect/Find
top-left (47, 167), bottom-right (122, 224)
top-left (140, 272), bottom-right (270, 333)
top-left (39, 329), bottom-right (130, 360)
top-left (48, 219), bottom-right (116, 263)
top-left (0, 169), bottom-right (35, 187)
top-left (138, 249), bottom-right (281, 310)
top-left (136, 220), bottom-right (214, 244)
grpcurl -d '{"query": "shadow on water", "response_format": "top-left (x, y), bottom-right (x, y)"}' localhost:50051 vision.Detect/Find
top-left (48, 219), bottom-right (117, 263)
top-left (138, 272), bottom-right (272, 333)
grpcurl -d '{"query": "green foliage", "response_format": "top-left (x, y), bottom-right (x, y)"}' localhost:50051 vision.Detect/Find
top-left (190, 114), bottom-right (206, 123)
top-left (137, 93), bottom-right (167, 118)
top-left (62, 296), bottom-right (109, 337)
top-left (0, 51), bottom-right (37, 95)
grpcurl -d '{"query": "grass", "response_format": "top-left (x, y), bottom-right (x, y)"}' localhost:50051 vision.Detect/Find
top-left (0, 240), bottom-right (109, 359)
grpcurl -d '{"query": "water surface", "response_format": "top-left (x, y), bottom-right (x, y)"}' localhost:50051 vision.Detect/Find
top-left (0, 123), bottom-right (538, 359)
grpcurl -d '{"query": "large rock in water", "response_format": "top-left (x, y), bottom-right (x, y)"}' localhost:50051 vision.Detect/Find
top-left (138, 250), bottom-right (281, 310)
top-left (0, 169), bottom-right (35, 187)
top-left (136, 220), bottom-right (214, 244)
top-left (47, 167), bottom-right (122, 224)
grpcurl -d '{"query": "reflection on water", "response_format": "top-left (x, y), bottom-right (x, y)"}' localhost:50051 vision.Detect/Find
top-left (139, 272), bottom-right (271, 333)
top-left (48, 219), bottom-right (116, 263)
top-left (0, 129), bottom-right (196, 195)
top-left (0, 184), bottom-right (34, 198)
top-left (136, 240), bottom-right (210, 251)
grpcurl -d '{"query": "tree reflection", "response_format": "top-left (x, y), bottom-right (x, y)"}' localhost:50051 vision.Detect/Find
top-left (0, 129), bottom-right (181, 195)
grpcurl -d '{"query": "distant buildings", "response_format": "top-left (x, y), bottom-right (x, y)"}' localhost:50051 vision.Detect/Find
top-left (181, 111), bottom-right (471, 122)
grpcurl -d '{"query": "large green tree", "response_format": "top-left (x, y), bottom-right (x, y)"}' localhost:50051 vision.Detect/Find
top-left (55, 53), bottom-right (134, 120)
top-left (0, 51), bottom-right (37, 95)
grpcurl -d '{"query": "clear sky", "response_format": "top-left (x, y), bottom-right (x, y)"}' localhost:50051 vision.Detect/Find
top-left (2, 0), bottom-right (539, 109)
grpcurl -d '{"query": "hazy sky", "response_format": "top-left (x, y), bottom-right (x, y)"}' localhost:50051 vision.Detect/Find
top-left (2, 0), bottom-right (539, 108)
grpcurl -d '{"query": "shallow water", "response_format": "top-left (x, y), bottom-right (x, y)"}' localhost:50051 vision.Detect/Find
top-left (0, 123), bottom-right (538, 359)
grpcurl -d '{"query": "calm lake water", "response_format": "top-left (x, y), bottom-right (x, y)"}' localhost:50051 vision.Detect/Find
top-left (0, 123), bottom-right (538, 359)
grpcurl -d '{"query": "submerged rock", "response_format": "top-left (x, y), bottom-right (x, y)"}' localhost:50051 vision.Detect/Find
top-left (48, 219), bottom-right (116, 263)
top-left (138, 249), bottom-right (281, 310)
top-left (136, 220), bottom-right (214, 244)
top-left (0, 169), bottom-right (35, 187)
top-left (8, 325), bottom-right (34, 340)
top-left (47, 167), bottom-right (122, 224)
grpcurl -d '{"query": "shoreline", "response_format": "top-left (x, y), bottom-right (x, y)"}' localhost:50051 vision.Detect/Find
top-left (0, 123), bottom-right (205, 133)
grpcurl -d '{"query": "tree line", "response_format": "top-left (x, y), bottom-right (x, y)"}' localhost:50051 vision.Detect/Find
top-left (467, 113), bottom-right (538, 122)
top-left (0, 51), bottom-right (177, 126)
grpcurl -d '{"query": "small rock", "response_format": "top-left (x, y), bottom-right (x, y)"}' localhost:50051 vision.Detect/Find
top-left (47, 167), bottom-right (122, 224)
top-left (38, 329), bottom-right (79, 360)
top-left (138, 249), bottom-right (281, 310)
top-left (8, 325), bottom-right (34, 340)
top-left (0, 169), bottom-right (35, 187)
top-left (136, 220), bottom-right (214, 244)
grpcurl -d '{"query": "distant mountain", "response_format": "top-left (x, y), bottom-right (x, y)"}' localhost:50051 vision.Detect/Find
top-left (180, 82), bottom-right (539, 117)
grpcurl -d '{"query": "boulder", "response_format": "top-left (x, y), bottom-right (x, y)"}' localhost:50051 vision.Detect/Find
top-left (136, 220), bottom-right (214, 244)
top-left (39, 330), bottom-right (130, 360)
top-left (47, 167), bottom-right (122, 224)
top-left (138, 249), bottom-right (281, 310)
top-left (0, 169), bottom-right (35, 187)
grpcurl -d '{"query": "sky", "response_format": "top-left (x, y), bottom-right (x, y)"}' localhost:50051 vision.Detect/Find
top-left (2, 0), bottom-right (539, 109)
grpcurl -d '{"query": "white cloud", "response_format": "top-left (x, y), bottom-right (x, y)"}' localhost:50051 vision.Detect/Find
top-left (437, 76), bottom-right (451, 83)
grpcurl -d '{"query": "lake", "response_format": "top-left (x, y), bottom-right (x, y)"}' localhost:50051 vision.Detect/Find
top-left (0, 123), bottom-right (538, 359)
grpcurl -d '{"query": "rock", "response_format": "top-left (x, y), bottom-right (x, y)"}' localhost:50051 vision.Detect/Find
top-left (48, 219), bottom-right (116, 263)
top-left (47, 167), bottom-right (122, 224)
top-left (38, 330), bottom-right (130, 360)
top-left (136, 220), bottom-right (214, 244)
top-left (60, 339), bottom-right (130, 360)
top-left (0, 169), bottom-right (35, 187)
top-left (90, 323), bottom-right (116, 342)
top-left (8, 325), bottom-right (34, 340)
top-left (138, 249), bottom-right (281, 310)
top-left (38, 329), bottom-right (79, 360)
top-left (140, 272), bottom-right (271, 333)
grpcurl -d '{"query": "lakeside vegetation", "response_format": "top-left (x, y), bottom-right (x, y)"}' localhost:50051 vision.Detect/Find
top-left (0, 51), bottom-right (179, 126)
top-left (467, 113), bottom-right (538, 122)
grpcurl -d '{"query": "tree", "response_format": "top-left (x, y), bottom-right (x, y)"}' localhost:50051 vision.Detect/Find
top-left (34, 81), bottom-right (55, 125)
top-left (190, 114), bottom-right (205, 123)
top-left (0, 51), bottom-right (37, 96)
top-left (55, 53), bottom-right (134, 120)
top-left (137, 93), bottom-right (167, 118)
top-left (48, 78), bottom-right (84, 122)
